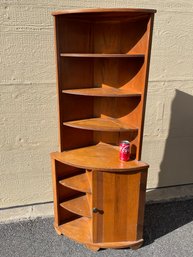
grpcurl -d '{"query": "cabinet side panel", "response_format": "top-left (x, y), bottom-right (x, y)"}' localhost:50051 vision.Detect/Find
top-left (137, 170), bottom-right (148, 240)
top-left (137, 14), bottom-right (155, 160)
top-left (92, 170), bottom-right (147, 243)
top-left (53, 17), bottom-right (63, 151)
top-left (51, 158), bottom-right (82, 226)
top-left (51, 158), bottom-right (60, 226)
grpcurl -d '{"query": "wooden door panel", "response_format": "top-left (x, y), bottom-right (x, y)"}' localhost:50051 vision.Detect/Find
top-left (92, 170), bottom-right (147, 243)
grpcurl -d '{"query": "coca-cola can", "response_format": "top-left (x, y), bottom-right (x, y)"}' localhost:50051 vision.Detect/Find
top-left (119, 140), bottom-right (130, 161)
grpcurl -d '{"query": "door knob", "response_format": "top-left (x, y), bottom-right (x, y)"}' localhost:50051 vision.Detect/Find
top-left (93, 207), bottom-right (99, 213)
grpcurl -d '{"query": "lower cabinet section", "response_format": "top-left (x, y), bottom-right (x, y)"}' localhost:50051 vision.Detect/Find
top-left (51, 152), bottom-right (148, 251)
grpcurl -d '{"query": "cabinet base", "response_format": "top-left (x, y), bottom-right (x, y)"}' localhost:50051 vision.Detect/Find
top-left (85, 239), bottom-right (144, 251)
top-left (54, 225), bottom-right (62, 236)
top-left (85, 244), bottom-right (100, 251)
top-left (54, 224), bottom-right (143, 251)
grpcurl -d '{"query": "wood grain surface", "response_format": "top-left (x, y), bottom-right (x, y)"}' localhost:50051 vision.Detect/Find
top-left (51, 8), bottom-right (155, 250)
top-left (62, 87), bottom-right (141, 97)
top-left (63, 117), bottom-right (138, 132)
top-left (51, 143), bottom-right (149, 171)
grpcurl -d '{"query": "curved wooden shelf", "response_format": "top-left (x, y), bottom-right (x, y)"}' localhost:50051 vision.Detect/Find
top-left (62, 88), bottom-right (141, 97)
top-left (51, 143), bottom-right (149, 172)
top-left (63, 118), bottom-right (138, 132)
top-left (60, 195), bottom-right (91, 217)
top-left (59, 173), bottom-right (91, 193)
top-left (60, 53), bottom-right (144, 58)
top-left (58, 217), bottom-right (91, 244)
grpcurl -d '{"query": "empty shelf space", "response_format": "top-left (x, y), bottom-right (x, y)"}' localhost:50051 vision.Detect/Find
top-left (60, 195), bottom-right (91, 218)
top-left (59, 217), bottom-right (91, 244)
top-left (59, 173), bottom-right (91, 193)
top-left (63, 118), bottom-right (138, 132)
top-left (62, 87), bottom-right (141, 97)
top-left (51, 143), bottom-right (149, 172)
top-left (60, 53), bottom-right (145, 58)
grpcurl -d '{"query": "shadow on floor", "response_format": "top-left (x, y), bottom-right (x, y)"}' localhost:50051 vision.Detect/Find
top-left (143, 89), bottom-right (193, 246)
top-left (143, 198), bottom-right (193, 246)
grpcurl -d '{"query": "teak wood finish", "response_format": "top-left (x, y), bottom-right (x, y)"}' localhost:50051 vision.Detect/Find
top-left (51, 8), bottom-right (156, 251)
top-left (62, 87), bottom-right (141, 97)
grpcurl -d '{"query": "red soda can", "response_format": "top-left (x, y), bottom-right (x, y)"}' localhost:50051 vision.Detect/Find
top-left (119, 140), bottom-right (130, 161)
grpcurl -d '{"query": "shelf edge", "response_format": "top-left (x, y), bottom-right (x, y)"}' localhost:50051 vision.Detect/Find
top-left (52, 8), bottom-right (156, 16)
top-left (60, 53), bottom-right (145, 58)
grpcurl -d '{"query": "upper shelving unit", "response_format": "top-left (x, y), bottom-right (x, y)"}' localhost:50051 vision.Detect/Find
top-left (53, 8), bottom-right (156, 160)
top-left (51, 143), bottom-right (149, 172)
top-left (60, 53), bottom-right (145, 58)
top-left (62, 88), bottom-right (141, 97)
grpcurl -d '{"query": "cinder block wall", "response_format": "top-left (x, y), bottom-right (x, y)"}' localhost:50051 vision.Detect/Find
top-left (1, 0), bottom-right (193, 209)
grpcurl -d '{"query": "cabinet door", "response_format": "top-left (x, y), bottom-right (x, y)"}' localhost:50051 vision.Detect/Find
top-left (92, 170), bottom-right (147, 243)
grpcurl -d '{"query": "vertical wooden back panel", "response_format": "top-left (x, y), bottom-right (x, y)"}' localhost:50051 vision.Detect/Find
top-left (93, 17), bottom-right (149, 54)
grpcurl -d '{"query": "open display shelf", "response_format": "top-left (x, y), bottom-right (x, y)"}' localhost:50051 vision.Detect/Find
top-left (63, 117), bottom-right (138, 132)
top-left (59, 173), bottom-right (91, 193)
top-left (60, 53), bottom-right (145, 58)
top-left (62, 87), bottom-right (141, 97)
top-left (60, 195), bottom-right (92, 218)
top-left (51, 8), bottom-right (156, 251)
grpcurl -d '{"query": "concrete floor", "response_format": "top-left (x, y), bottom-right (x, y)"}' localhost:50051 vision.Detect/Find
top-left (0, 199), bottom-right (193, 257)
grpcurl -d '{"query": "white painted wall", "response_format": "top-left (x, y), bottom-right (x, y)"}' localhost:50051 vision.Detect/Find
top-left (1, 0), bottom-right (193, 209)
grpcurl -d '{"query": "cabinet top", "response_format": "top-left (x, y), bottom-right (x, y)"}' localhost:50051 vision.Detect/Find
top-left (51, 143), bottom-right (149, 172)
top-left (52, 8), bottom-right (156, 16)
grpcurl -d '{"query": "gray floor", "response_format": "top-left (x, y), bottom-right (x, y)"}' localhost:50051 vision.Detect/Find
top-left (0, 199), bottom-right (193, 257)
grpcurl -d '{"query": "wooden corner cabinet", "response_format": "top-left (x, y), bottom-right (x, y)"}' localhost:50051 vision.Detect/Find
top-left (51, 8), bottom-right (156, 251)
